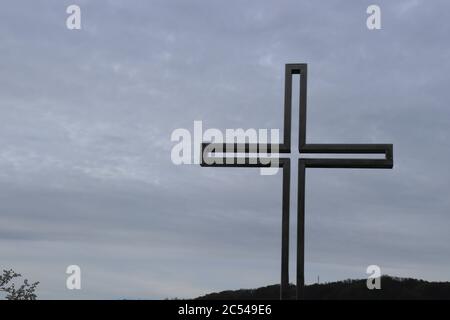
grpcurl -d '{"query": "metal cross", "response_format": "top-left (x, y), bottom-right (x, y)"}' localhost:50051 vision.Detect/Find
top-left (200, 63), bottom-right (393, 300)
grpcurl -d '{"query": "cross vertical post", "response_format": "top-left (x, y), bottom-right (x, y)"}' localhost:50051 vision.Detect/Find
top-left (281, 159), bottom-right (290, 300)
top-left (297, 160), bottom-right (306, 300)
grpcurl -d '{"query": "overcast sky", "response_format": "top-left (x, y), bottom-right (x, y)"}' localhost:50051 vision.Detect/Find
top-left (1, 0), bottom-right (449, 299)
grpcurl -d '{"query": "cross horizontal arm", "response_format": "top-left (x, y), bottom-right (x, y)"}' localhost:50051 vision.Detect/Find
top-left (201, 142), bottom-right (289, 154)
top-left (200, 142), bottom-right (393, 169)
top-left (200, 142), bottom-right (287, 167)
top-left (301, 143), bottom-right (393, 169)
top-left (301, 143), bottom-right (392, 155)
top-left (303, 158), bottom-right (392, 169)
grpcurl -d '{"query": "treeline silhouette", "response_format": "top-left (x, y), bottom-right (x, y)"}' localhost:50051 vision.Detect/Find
top-left (195, 276), bottom-right (450, 300)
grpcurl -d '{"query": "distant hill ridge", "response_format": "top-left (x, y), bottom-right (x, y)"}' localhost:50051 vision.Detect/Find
top-left (195, 276), bottom-right (450, 300)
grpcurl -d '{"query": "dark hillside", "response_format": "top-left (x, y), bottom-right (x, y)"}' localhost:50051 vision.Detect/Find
top-left (195, 276), bottom-right (450, 300)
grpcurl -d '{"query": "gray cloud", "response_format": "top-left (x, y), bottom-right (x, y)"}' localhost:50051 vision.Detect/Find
top-left (0, 0), bottom-right (449, 299)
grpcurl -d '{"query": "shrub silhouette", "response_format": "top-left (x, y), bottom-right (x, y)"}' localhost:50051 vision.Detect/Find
top-left (0, 269), bottom-right (39, 300)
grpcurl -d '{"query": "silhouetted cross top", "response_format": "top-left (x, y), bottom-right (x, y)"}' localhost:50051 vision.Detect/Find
top-left (201, 64), bottom-right (393, 300)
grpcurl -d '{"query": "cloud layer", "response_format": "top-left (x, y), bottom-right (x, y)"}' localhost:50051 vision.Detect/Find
top-left (0, 0), bottom-right (449, 299)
